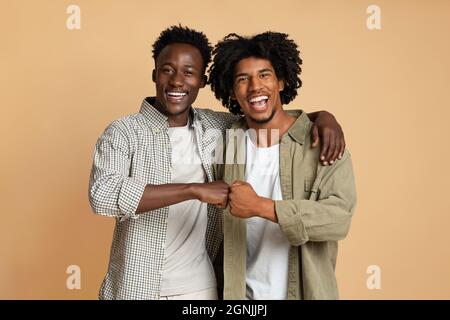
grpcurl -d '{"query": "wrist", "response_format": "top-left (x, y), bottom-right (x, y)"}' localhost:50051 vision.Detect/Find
top-left (258, 197), bottom-right (276, 222)
top-left (188, 183), bottom-right (200, 200)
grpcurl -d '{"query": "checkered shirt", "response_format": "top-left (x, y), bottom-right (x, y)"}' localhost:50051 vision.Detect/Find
top-left (88, 97), bottom-right (237, 300)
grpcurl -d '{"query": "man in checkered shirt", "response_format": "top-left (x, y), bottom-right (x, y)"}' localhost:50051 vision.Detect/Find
top-left (88, 25), bottom-right (346, 300)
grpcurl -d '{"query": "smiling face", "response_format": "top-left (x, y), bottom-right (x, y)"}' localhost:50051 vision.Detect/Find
top-left (232, 57), bottom-right (285, 124)
top-left (153, 43), bottom-right (206, 124)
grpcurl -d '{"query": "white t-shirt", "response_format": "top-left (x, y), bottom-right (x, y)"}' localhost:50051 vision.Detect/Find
top-left (160, 122), bottom-right (216, 296)
top-left (244, 134), bottom-right (291, 300)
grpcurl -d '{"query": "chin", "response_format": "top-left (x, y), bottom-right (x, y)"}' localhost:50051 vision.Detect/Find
top-left (165, 104), bottom-right (190, 115)
top-left (249, 116), bottom-right (271, 124)
top-left (248, 109), bottom-right (276, 124)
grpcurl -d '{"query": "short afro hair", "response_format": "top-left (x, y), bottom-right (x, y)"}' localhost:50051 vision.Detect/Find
top-left (208, 32), bottom-right (302, 115)
top-left (152, 25), bottom-right (213, 73)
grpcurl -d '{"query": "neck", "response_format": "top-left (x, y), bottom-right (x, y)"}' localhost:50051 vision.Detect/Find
top-left (167, 113), bottom-right (189, 127)
top-left (247, 108), bottom-right (295, 147)
top-left (154, 99), bottom-right (190, 127)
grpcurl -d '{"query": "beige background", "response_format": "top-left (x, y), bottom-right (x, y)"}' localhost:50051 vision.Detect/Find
top-left (1, 0), bottom-right (450, 299)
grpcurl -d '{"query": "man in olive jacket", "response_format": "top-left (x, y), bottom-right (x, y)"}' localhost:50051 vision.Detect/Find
top-left (209, 32), bottom-right (357, 300)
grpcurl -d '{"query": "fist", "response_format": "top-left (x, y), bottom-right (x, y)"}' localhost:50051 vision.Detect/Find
top-left (193, 181), bottom-right (229, 208)
top-left (229, 180), bottom-right (260, 218)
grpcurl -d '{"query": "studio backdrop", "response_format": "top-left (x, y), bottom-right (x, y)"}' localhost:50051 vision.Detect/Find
top-left (1, 0), bottom-right (449, 299)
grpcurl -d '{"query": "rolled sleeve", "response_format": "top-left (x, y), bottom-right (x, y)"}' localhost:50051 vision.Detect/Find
top-left (274, 151), bottom-right (356, 246)
top-left (88, 121), bottom-right (146, 222)
top-left (117, 178), bottom-right (147, 221)
top-left (275, 200), bottom-right (309, 245)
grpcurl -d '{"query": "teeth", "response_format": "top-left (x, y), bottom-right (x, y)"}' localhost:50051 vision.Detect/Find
top-left (249, 95), bottom-right (268, 103)
top-left (167, 92), bottom-right (187, 97)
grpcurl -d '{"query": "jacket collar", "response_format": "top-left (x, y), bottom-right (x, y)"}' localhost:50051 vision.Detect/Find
top-left (230, 109), bottom-right (310, 144)
top-left (286, 110), bottom-right (310, 145)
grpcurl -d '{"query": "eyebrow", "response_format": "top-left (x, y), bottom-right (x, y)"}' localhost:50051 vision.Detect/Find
top-left (234, 68), bottom-right (273, 78)
top-left (160, 62), bottom-right (198, 70)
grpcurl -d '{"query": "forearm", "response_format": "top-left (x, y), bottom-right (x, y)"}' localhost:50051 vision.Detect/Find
top-left (256, 197), bottom-right (277, 223)
top-left (136, 183), bottom-right (198, 214)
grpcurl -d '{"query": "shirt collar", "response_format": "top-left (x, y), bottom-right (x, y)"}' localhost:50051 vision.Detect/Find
top-left (139, 97), bottom-right (201, 131)
top-left (285, 110), bottom-right (310, 145)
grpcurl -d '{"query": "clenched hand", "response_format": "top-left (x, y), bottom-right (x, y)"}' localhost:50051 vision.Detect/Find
top-left (229, 181), bottom-right (276, 221)
top-left (192, 180), bottom-right (230, 208)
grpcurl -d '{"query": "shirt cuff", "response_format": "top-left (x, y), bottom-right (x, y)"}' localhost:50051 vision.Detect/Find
top-left (274, 200), bottom-right (309, 246)
top-left (117, 178), bottom-right (147, 222)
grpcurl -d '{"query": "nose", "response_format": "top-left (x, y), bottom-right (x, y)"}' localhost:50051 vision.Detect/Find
top-left (169, 71), bottom-right (184, 87)
top-left (248, 76), bottom-right (263, 92)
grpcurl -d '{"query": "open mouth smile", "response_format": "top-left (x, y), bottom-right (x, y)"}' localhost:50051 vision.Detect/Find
top-left (248, 95), bottom-right (269, 111)
top-left (166, 91), bottom-right (187, 102)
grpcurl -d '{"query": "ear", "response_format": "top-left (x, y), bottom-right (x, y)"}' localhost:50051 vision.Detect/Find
top-left (200, 74), bottom-right (207, 88)
top-left (278, 79), bottom-right (285, 92)
top-left (152, 69), bottom-right (156, 83)
top-left (230, 90), bottom-right (236, 100)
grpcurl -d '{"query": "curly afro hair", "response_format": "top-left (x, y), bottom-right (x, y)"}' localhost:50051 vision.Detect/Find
top-left (152, 25), bottom-right (213, 73)
top-left (208, 32), bottom-right (302, 115)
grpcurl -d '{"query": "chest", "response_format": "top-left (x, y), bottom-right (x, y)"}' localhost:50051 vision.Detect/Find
top-left (127, 128), bottom-right (219, 183)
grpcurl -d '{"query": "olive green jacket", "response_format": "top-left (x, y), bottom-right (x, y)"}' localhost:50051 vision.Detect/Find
top-left (215, 110), bottom-right (357, 300)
